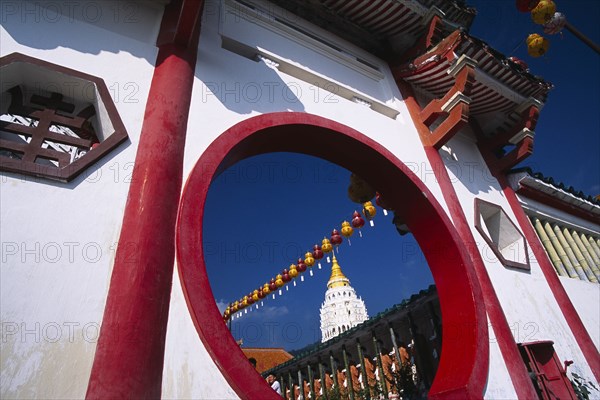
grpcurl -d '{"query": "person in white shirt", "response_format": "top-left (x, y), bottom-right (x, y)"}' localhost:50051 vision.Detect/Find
top-left (266, 374), bottom-right (282, 395)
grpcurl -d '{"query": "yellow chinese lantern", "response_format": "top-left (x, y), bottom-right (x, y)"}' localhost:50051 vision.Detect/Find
top-left (321, 237), bottom-right (333, 253)
top-left (289, 264), bottom-right (298, 278)
top-left (531, 0), bottom-right (556, 25)
top-left (275, 274), bottom-right (284, 288)
top-left (340, 221), bottom-right (354, 238)
top-left (527, 33), bottom-right (550, 57)
top-left (262, 283), bottom-right (271, 295)
top-left (304, 251), bottom-right (315, 267)
top-left (362, 201), bottom-right (376, 220)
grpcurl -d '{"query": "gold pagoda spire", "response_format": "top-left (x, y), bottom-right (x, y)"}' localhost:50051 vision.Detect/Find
top-left (327, 255), bottom-right (350, 289)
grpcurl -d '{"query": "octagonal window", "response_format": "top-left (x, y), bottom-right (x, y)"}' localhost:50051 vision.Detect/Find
top-left (475, 198), bottom-right (530, 270)
top-left (0, 53), bottom-right (128, 182)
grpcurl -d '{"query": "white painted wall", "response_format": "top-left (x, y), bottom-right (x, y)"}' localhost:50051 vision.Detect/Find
top-left (3, 0), bottom-right (594, 398)
top-left (484, 317), bottom-right (518, 400)
top-left (0, 1), bottom-right (160, 398)
top-left (164, 0), bottom-right (451, 398)
top-left (443, 131), bottom-right (599, 396)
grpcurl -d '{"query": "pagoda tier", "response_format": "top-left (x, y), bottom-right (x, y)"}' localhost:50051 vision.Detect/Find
top-left (320, 256), bottom-right (369, 342)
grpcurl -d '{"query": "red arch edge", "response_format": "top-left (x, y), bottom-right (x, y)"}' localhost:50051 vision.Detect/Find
top-left (175, 112), bottom-right (489, 399)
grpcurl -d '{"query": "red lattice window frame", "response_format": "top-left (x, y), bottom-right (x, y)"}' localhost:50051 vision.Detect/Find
top-left (0, 53), bottom-right (128, 182)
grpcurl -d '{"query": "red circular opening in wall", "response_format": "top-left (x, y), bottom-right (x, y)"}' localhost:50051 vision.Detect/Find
top-left (176, 112), bottom-right (489, 399)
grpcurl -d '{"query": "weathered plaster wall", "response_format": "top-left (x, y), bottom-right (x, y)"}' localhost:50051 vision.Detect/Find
top-left (0, 1), bottom-right (160, 398)
top-left (163, 0), bottom-right (452, 397)
top-left (444, 132), bottom-right (598, 394)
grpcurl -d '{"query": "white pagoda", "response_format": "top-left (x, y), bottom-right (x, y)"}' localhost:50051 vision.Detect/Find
top-left (319, 256), bottom-right (369, 342)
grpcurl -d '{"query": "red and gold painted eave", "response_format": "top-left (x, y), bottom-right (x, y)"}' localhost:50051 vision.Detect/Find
top-left (391, 28), bottom-right (551, 170)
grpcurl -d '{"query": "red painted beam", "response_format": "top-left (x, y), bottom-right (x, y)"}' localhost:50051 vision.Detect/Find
top-left (516, 185), bottom-right (600, 225)
top-left (472, 120), bottom-right (600, 383)
top-left (480, 152), bottom-right (600, 384)
top-left (391, 30), bottom-right (462, 78)
top-left (486, 105), bottom-right (539, 151)
top-left (85, 0), bottom-right (204, 398)
top-left (494, 136), bottom-right (534, 172)
top-left (416, 61), bottom-right (475, 149)
top-left (397, 15), bottom-right (443, 64)
top-left (398, 80), bottom-right (540, 399)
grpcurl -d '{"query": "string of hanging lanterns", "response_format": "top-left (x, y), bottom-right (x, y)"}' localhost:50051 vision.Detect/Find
top-left (517, 0), bottom-right (600, 57)
top-left (221, 202), bottom-right (388, 321)
top-left (222, 175), bottom-right (393, 322)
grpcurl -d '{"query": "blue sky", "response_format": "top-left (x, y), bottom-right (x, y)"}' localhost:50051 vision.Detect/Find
top-left (203, 0), bottom-right (600, 351)
top-left (469, 0), bottom-right (599, 195)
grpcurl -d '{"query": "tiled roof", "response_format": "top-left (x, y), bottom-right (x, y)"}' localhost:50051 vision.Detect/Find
top-left (510, 167), bottom-right (600, 206)
top-left (265, 0), bottom-right (475, 57)
top-left (265, 285), bottom-right (437, 373)
top-left (242, 347), bottom-right (294, 374)
top-left (396, 29), bottom-right (552, 135)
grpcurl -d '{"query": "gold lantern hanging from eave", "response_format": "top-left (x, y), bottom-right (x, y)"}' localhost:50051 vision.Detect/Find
top-left (527, 33), bottom-right (550, 57)
top-left (531, 0), bottom-right (556, 25)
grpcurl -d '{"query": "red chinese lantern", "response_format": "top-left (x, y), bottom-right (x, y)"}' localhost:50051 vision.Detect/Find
top-left (269, 278), bottom-right (277, 292)
top-left (516, 0), bottom-right (540, 12)
top-left (312, 244), bottom-right (324, 260)
top-left (258, 288), bottom-right (266, 299)
top-left (351, 210), bottom-right (365, 237)
top-left (297, 258), bottom-right (307, 272)
top-left (247, 292), bottom-right (255, 305)
top-left (330, 229), bottom-right (343, 250)
top-left (282, 269), bottom-right (291, 283)
top-left (312, 244), bottom-right (324, 269)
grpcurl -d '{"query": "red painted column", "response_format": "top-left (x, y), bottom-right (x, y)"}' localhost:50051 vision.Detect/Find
top-left (494, 175), bottom-right (600, 383)
top-left (397, 81), bottom-right (539, 399)
top-left (86, 1), bottom-right (203, 398)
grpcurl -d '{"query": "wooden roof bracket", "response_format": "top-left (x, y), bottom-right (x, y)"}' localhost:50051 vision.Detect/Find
top-left (419, 55), bottom-right (477, 149)
top-left (486, 98), bottom-right (542, 151)
top-left (494, 133), bottom-right (535, 172)
top-left (484, 97), bottom-right (541, 172)
top-left (397, 10), bottom-right (445, 63)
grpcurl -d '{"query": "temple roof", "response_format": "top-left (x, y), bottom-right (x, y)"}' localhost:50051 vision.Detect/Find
top-left (508, 168), bottom-right (600, 225)
top-left (395, 29), bottom-right (553, 137)
top-left (264, 285), bottom-right (437, 376)
top-left (510, 167), bottom-right (600, 206)
top-left (242, 347), bottom-right (294, 374)
top-left (271, 0), bottom-right (476, 57)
